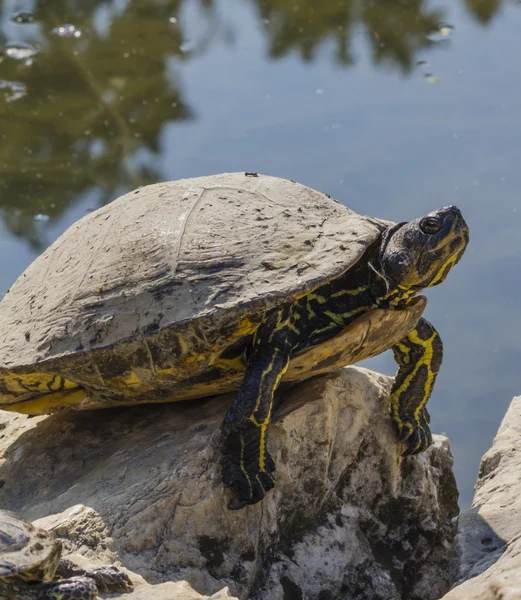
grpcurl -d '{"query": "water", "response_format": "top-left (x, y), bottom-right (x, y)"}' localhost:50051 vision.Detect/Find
top-left (1, 0), bottom-right (520, 509)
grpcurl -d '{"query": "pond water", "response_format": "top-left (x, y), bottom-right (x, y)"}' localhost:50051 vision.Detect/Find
top-left (1, 0), bottom-right (520, 509)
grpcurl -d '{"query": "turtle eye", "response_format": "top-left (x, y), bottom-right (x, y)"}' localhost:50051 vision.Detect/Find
top-left (420, 216), bottom-right (442, 235)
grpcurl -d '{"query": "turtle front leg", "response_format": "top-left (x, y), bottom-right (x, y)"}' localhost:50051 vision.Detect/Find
top-left (221, 308), bottom-right (295, 509)
top-left (390, 317), bottom-right (443, 455)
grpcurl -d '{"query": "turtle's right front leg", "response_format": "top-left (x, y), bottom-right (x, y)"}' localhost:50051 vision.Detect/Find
top-left (390, 317), bottom-right (443, 455)
top-left (221, 308), bottom-right (295, 509)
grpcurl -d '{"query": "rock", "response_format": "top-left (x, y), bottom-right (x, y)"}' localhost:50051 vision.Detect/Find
top-left (50, 551), bottom-right (237, 600)
top-left (120, 581), bottom-right (237, 600)
top-left (441, 395), bottom-right (521, 600)
top-left (0, 366), bottom-right (458, 600)
top-left (121, 581), bottom-right (237, 600)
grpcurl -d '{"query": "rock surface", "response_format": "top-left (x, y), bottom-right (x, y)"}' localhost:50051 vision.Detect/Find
top-left (0, 366), bottom-right (458, 599)
top-left (49, 551), bottom-right (238, 600)
top-left (441, 395), bottom-right (521, 600)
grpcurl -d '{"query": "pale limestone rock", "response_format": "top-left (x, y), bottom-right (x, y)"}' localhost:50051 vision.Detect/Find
top-left (0, 367), bottom-right (458, 599)
top-left (118, 581), bottom-right (237, 600)
top-left (442, 395), bottom-right (521, 600)
top-left (55, 552), bottom-right (238, 600)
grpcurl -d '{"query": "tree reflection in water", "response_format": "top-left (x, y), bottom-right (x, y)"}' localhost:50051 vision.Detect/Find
top-left (0, 0), bottom-right (513, 247)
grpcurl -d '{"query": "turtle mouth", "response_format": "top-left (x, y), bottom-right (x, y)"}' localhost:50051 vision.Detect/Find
top-left (425, 233), bottom-right (463, 255)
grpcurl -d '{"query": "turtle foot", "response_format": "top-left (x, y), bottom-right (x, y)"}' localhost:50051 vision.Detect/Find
top-left (396, 409), bottom-right (433, 456)
top-left (222, 460), bottom-right (276, 509)
top-left (220, 425), bottom-right (276, 509)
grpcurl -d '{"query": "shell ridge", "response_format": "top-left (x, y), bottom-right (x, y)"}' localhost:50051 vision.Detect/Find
top-left (199, 184), bottom-right (303, 209)
top-left (172, 187), bottom-right (205, 276)
top-left (70, 209), bottom-right (120, 304)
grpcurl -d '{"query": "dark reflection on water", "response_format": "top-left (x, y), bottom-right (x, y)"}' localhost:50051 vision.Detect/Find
top-left (256, 0), bottom-right (511, 67)
top-left (0, 0), bottom-right (510, 245)
top-left (463, 0), bottom-right (504, 24)
top-left (0, 0), bottom-right (520, 507)
top-left (256, 0), bottom-right (443, 69)
top-left (0, 0), bottom-right (210, 248)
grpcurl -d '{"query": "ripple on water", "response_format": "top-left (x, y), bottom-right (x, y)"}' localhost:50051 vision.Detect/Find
top-left (51, 24), bottom-right (82, 38)
top-left (0, 80), bottom-right (27, 103)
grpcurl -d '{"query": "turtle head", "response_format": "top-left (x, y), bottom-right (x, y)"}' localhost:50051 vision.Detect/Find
top-left (378, 205), bottom-right (469, 295)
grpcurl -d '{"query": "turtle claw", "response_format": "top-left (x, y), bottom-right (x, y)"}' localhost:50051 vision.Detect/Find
top-left (222, 458), bottom-right (276, 509)
top-left (220, 433), bottom-right (275, 508)
top-left (227, 498), bottom-right (249, 511)
top-left (220, 420), bottom-right (277, 508)
top-left (395, 410), bottom-right (433, 456)
top-left (402, 426), bottom-right (432, 456)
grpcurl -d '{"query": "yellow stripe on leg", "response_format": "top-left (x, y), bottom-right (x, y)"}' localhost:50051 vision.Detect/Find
top-left (390, 320), bottom-right (441, 453)
top-left (392, 329), bottom-right (437, 415)
top-left (239, 435), bottom-right (253, 497)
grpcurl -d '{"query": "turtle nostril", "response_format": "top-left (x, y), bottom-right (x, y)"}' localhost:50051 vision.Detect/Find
top-left (447, 205), bottom-right (462, 217)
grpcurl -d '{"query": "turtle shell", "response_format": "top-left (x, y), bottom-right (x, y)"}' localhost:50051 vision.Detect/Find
top-left (0, 510), bottom-right (61, 582)
top-left (0, 173), bottom-right (404, 412)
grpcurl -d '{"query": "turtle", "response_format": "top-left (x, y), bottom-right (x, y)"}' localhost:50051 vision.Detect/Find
top-left (0, 173), bottom-right (469, 509)
top-left (0, 509), bottom-right (133, 599)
